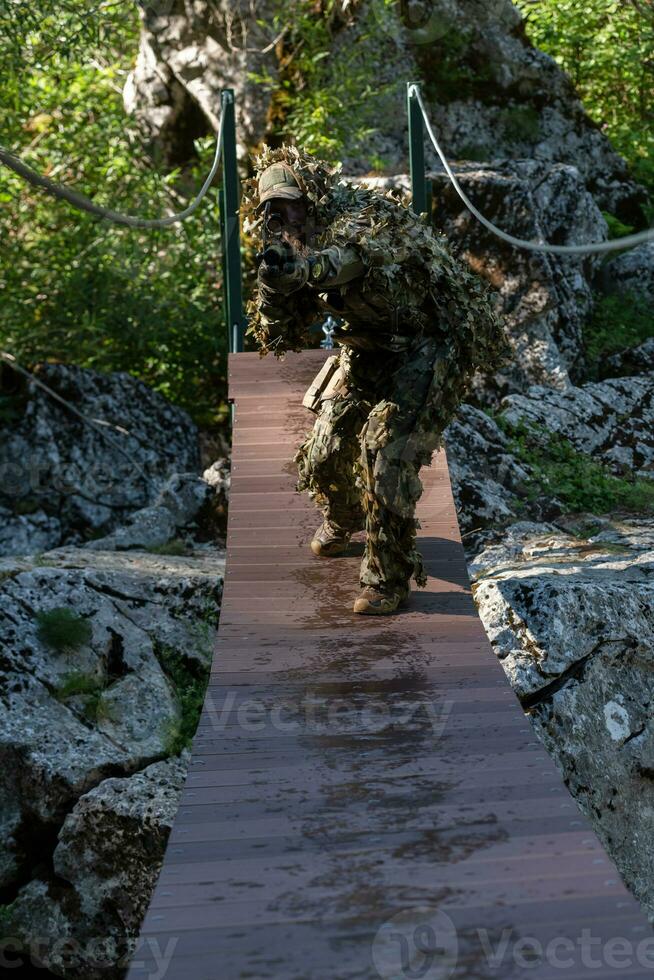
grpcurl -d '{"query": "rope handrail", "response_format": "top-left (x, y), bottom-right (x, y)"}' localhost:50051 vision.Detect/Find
top-left (408, 83), bottom-right (653, 256)
top-left (0, 109), bottom-right (225, 229)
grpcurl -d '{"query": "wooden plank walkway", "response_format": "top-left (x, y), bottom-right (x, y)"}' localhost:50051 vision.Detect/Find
top-left (127, 349), bottom-right (652, 980)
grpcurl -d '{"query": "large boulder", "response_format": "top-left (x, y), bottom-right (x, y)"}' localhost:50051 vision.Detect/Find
top-left (84, 472), bottom-right (213, 551)
top-left (0, 547), bottom-right (223, 900)
top-left (0, 364), bottom-right (201, 555)
top-left (123, 0), bottom-right (647, 222)
top-left (430, 160), bottom-right (607, 393)
top-left (6, 754), bottom-right (189, 979)
top-left (501, 373), bottom-right (654, 480)
top-left (470, 518), bottom-right (654, 917)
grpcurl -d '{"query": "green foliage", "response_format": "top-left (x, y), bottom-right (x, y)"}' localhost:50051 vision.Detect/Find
top-left (494, 413), bottom-right (654, 515)
top-left (515, 0), bottom-right (654, 195)
top-left (35, 606), bottom-right (93, 651)
top-left (601, 212), bottom-right (636, 240)
top-left (583, 290), bottom-right (654, 366)
top-left (146, 538), bottom-right (192, 556)
top-left (54, 669), bottom-right (117, 721)
top-left (248, 0), bottom-right (405, 166)
top-left (156, 643), bottom-right (210, 756)
top-left (0, 1), bottom-right (229, 429)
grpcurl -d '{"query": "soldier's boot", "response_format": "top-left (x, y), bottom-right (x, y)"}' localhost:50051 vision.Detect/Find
top-left (310, 519), bottom-right (352, 557)
top-left (352, 583), bottom-right (410, 616)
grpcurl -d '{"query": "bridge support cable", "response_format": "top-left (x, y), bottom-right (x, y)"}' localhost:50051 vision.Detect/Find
top-left (407, 81), bottom-right (653, 255)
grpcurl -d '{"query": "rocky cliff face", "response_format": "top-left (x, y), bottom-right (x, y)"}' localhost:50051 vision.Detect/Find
top-left (442, 242), bottom-right (654, 917)
top-left (0, 545), bottom-right (226, 978)
top-left (124, 0), bottom-right (647, 223)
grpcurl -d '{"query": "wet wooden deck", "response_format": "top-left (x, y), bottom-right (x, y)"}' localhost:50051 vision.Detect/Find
top-left (127, 349), bottom-right (651, 980)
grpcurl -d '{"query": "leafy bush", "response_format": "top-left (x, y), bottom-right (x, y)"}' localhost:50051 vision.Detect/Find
top-left (155, 643), bottom-right (210, 756)
top-left (35, 606), bottom-right (93, 651)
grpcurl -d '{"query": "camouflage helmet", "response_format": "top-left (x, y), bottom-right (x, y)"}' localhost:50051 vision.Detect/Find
top-left (255, 162), bottom-right (305, 213)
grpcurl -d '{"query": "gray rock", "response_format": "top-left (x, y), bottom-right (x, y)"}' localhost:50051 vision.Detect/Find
top-left (0, 506), bottom-right (61, 555)
top-left (124, 0), bottom-right (646, 221)
top-left (430, 160), bottom-right (607, 392)
top-left (444, 403), bottom-right (563, 554)
top-left (154, 471), bottom-right (212, 525)
top-left (0, 363), bottom-right (200, 556)
top-left (600, 241), bottom-right (654, 305)
top-left (7, 754), bottom-right (189, 979)
top-left (84, 472), bottom-right (218, 552)
top-left (502, 374), bottom-right (654, 480)
top-left (84, 505), bottom-right (177, 551)
top-left (470, 518), bottom-right (654, 917)
top-left (0, 548), bottom-right (223, 895)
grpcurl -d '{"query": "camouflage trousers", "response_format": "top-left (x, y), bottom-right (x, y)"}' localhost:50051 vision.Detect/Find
top-left (294, 334), bottom-right (461, 592)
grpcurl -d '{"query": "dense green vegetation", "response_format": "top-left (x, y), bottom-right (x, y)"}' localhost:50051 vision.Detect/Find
top-left (0, 0), bottom-right (228, 428)
top-left (515, 0), bottom-right (654, 198)
top-left (250, 0), bottom-right (405, 168)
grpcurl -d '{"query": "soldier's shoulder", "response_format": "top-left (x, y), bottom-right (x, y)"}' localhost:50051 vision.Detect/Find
top-left (322, 183), bottom-right (458, 273)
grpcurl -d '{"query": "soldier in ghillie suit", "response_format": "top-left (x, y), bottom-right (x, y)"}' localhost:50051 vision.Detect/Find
top-left (241, 144), bottom-right (508, 615)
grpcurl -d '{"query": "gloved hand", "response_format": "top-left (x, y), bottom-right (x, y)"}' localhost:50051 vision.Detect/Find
top-left (257, 240), bottom-right (310, 294)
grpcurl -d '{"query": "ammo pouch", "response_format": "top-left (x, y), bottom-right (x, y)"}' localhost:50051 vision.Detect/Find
top-left (302, 355), bottom-right (344, 413)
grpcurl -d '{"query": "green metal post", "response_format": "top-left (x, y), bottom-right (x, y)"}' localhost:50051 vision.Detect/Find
top-left (407, 82), bottom-right (427, 217)
top-left (220, 89), bottom-right (246, 354)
